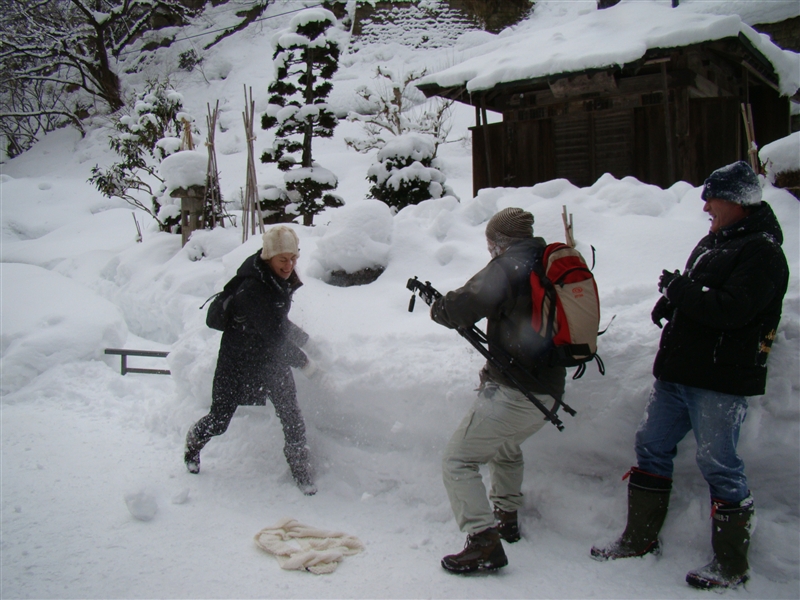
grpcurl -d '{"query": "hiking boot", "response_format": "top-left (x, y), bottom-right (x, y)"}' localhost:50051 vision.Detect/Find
top-left (686, 496), bottom-right (754, 590)
top-left (441, 527), bottom-right (508, 574)
top-left (184, 429), bottom-right (205, 474)
top-left (591, 468), bottom-right (671, 560)
top-left (494, 507), bottom-right (521, 543)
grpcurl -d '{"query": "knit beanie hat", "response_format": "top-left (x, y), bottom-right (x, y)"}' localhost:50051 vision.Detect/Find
top-left (485, 207), bottom-right (534, 246)
top-left (261, 225), bottom-right (299, 260)
top-left (701, 161), bottom-right (762, 206)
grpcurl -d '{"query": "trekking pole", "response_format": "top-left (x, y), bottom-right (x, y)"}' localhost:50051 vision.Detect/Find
top-left (406, 277), bottom-right (575, 431)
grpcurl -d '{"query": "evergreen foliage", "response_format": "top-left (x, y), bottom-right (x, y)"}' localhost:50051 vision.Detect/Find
top-left (89, 81), bottom-right (190, 231)
top-left (367, 133), bottom-right (452, 211)
top-left (260, 7), bottom-right (344, 226)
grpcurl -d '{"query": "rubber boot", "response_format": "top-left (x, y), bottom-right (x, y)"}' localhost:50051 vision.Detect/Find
top-left (494, 506), bottom-right (521, 543)
top-left (184, 429), bottom-right (207, 474)
top-left (686, 496), bottom-right (754, 590)
top-left (441, 527), bottom-right (508, 574)
top-left (591, 468), bottom-right (672, 560)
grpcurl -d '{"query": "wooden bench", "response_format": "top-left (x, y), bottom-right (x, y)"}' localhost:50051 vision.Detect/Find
top-left (104, 348), bottom-right (170, 376)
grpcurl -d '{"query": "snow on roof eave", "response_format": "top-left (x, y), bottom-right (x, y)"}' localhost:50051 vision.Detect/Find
top-left (418, 64), bottom-right (622, 103)
top-left (418, 34), bottom-right (799, 105)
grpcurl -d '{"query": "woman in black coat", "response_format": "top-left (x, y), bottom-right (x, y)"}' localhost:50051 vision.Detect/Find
top-left (185, 225), bottom-right (320, 495)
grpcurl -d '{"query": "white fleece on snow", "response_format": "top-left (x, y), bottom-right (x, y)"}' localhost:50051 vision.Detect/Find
top-left (254, 517), bottom-right (364, 574)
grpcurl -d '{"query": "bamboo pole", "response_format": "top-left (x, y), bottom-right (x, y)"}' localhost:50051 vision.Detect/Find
top-left (204, 100), bottom-right (224, 228)
top-left (242, 85), bottom-right (265, 242)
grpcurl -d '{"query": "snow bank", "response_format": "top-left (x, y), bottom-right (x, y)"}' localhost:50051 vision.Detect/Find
top-left (1, 263), bottom-right (128, 395)
top-left (760, 132), bottom-right (800, 182)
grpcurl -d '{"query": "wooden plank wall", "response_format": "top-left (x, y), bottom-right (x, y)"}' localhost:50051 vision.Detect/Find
top-left (470, 85), bottom-right (790, 193)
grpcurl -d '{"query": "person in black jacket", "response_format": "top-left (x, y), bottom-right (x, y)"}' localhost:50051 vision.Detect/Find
top-left (184, 225), bottom-right (323, 495)
top-left (430, 207), bottom-right (567, 574)
top-left (591, 161), bottom-right (790, 590)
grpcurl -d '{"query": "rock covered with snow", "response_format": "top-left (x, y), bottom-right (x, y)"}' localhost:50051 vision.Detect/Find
top-left (306, 199), bottom-right (393, 281)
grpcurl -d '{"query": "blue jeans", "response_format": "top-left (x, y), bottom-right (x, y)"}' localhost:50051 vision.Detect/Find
top-left (635, 380), bottom-right (749, 503)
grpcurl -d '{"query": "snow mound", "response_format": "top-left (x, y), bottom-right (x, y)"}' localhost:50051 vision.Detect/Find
top-left (1, 263), bottom-right (127, 395)
top-left (760, 132), bottom-right (800, 182)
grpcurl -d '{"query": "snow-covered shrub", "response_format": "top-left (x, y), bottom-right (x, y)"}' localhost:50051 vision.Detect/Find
top-left (89, 81), bottom-right (195, 231)
top-left (260, 8), bottom-right (346, 226)
top-left (257, 183), bottom-right (296, 224)
top-left (367, 133), bottom-right (454, 211)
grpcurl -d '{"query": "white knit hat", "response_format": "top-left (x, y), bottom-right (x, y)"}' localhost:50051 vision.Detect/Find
top-left (261, 225), bottom-right (299, 260)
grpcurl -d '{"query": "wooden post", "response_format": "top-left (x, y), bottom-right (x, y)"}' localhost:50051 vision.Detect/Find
top-left (740, 103), bottom-right (759, 173)
top-left (562, 205), bottom-right (575, 247)
top-left (180, 118), bottom-right (195, 151)
top-left (660, 61), bottom-right (676, 185)
top-left (172, 185), bottom-right (206, 247)
top-left (481, 97), bottom-right (493, 188)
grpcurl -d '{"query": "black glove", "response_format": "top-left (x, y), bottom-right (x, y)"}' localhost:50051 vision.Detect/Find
top-left (651, 296), bottom-right (673, 329)
top-left (430, 298), bottom-right (455, 329)
top-left (658, 269), bottom-right (681, 294)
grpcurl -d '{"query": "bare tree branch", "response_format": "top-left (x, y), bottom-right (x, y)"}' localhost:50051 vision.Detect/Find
top-left (0, 0), bottom-right (198, 156)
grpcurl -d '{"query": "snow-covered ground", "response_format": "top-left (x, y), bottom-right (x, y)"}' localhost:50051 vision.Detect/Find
top-left (2, 1), bottom-right (798, 598)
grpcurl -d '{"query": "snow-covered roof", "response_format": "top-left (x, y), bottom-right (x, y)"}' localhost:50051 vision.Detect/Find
top-left (418, 1), bottom-right (800, 98)
top-left (679, 0), bottom-right (799, 27)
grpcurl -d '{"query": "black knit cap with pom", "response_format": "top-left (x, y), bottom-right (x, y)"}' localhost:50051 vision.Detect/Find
top-left (485, 207), bottom-right (534, 244)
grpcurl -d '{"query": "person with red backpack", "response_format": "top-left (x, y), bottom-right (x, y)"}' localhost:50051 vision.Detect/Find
top-left (591, 161), bottom-right (790, 590)
top-left (430, 207), bottom-right (568, 573)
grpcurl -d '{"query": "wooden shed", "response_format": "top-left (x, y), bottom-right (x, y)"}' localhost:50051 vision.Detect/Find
top-left (417, 5), bottom-right (800, 195)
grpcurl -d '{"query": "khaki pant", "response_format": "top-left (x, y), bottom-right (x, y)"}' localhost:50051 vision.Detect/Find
top-left (442, 382), bottom-right (555, 534)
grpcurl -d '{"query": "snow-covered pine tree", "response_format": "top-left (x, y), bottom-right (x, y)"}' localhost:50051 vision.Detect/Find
top-left (367, 133), bottom-right (453, 211)
top-left (260, 7), bottom-right (344, 226)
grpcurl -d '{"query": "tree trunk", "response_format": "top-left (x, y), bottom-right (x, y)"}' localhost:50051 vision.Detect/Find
top-left (89, 21), bottom-right (124, 111)
top-left (301, 50), bottom-right (314, 167)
